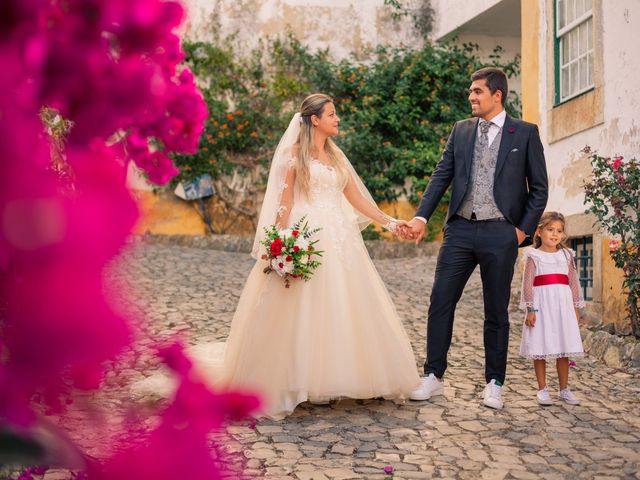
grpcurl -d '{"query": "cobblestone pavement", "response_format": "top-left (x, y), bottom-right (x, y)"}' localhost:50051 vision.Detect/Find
top-left (94, 244), bottom-right (640, 479)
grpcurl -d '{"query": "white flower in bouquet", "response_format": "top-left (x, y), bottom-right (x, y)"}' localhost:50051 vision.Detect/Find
top-left (293, 235), bottom-right (309, 252)
top-left (278, 228), bottom-right (293, 239)
top-left (271, 255), bottom-right (294, 276)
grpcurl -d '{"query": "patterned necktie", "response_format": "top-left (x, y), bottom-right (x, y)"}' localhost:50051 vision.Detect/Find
top-left (479, 120), bottom-right (492, 148)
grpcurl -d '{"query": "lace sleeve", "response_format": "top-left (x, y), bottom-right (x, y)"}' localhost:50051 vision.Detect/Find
top-left (568, 250), bottom-right (586, 308)
top-left (251, 113), bottom-right (302, 259)
top-left (275, 159), bottom-right (296, 229)
top-left (519, 253), bottom-right (536, 309)
top-left (343, 172), bottom-right (397, 232)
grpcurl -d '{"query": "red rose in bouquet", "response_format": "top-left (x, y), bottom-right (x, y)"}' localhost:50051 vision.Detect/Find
top-left (270, 237), bottom-right (283, 256)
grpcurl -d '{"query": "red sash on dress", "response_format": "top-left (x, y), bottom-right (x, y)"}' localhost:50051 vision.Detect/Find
top-left (533, 273), bottom-right (569, 287)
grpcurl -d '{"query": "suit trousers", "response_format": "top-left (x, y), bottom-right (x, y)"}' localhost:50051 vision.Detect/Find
top-left (424, 215), bottom-right (519, 384)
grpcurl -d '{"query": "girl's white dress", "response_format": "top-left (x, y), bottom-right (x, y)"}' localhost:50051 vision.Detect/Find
top-left (195, 158), bottom-right (421, 419)
top-left (519, 248), bottom-right (585, 360)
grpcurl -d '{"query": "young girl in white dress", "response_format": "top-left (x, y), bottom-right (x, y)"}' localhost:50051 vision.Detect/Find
top-left (199, 93), bottom-right (421, 419)
top-left (519, 211), bottom-right (585, 406)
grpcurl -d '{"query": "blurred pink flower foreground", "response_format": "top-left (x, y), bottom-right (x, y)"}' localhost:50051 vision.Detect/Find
top-left (0, 0), bottom-right (258, 477)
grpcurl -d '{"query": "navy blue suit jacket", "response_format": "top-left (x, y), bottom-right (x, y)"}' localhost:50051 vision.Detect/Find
top-left (415, 115), bottom-right (548, 245)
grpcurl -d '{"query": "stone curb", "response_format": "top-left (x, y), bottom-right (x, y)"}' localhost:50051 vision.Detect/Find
top-left (581, 328), bottom-right (640, 369)
top-left (129, 233), bottom-right (442, 260)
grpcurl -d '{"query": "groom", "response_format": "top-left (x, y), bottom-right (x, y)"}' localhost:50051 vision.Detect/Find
top-left (403, 67), bottom-right (548, 409)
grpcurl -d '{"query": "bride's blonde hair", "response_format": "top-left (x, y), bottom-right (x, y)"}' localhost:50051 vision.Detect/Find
top-left (295, 93), bottom-right (349, 197)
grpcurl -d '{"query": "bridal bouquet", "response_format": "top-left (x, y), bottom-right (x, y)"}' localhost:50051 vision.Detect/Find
top-left (260, 215), bottom-right (323, 288)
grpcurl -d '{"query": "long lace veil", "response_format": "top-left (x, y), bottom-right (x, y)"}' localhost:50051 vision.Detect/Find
top-left (251, 113), bottom-right (379, 259)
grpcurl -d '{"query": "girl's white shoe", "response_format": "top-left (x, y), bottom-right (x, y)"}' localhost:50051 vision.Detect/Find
top-left (559, 387), bottom-right (580, 405)
top-left (536, 387), bottom-right (553, 405)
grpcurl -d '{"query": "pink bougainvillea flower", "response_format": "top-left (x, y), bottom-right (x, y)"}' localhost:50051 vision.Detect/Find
top-left (611, 156), bottom-right (624, 171)
top-left (0, 131), bottom-right (132, 422)
top-left (0, 2), bottom-right (245, 479)
top-left (608, 239), bottom-right (621, 252)
top-left (96, 343), bottom-right (260, 480)
top-left (102, 0), bottom-right (185, 55)
top-left (133, 151), bottom-right (180, 185)
top-left (158, 342), bottom-right (194, 377)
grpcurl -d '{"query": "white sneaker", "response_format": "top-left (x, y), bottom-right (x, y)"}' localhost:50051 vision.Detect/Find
top-left (559, 387), bottom-right (580, 405)
top-left (536, 387), bottom-right (553, 406)
top-left (483, 379), bottom-right (504, 409)
top-left (409, 374), bottom-right (444, 401)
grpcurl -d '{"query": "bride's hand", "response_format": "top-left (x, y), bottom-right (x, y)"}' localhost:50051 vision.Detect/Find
top-left (395, 220), bottom-right (413, 240)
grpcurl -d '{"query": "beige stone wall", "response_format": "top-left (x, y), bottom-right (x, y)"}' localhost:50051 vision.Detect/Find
top-left (600, 238), bottom-right (628, 330)
top-left (181, 0), bottom-right (423, 61)
top-left (133, 190), bottom-right (257, 236)
top-left (521, 0), bottom-right (540, 126)
top-left (133, 186), bottom-right (438, 238)
top-left (133, 190), bottom-right (208, 236)
top-left (133, 191), bottom-right (429, 239)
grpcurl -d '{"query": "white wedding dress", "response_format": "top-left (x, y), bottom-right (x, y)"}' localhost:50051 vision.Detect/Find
top-left (133, 115), bottom-right (421, 420)
top-left (200, 157), bottom-right (421, 419)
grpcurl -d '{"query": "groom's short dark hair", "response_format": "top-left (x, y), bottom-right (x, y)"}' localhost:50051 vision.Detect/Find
top-left (471, 67), bottom-right (508, 106)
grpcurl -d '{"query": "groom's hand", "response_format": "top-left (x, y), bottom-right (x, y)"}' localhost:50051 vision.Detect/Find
top-left (395, 220), bottom-right (412, 240)
top-left (515, 227), bottom-right (526, 245)
top-left (407, 218), bottom-right (426, 245)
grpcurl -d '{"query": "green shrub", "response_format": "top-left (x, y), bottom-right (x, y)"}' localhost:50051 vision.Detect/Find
top-left (173, 35), bottom-right (520, 234)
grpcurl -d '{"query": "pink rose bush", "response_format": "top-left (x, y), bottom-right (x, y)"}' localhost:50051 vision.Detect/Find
top-left (583, 146), bottom-right (640, 337)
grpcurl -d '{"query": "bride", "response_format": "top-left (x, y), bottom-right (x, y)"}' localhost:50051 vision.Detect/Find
top-left (142, 94), bottom-right (422, 420)
top-left (207, 93), bottom-right (422, 419)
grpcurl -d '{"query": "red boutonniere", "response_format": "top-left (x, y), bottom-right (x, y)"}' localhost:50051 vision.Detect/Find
top-left (508, 126), bottom-right (516, 134)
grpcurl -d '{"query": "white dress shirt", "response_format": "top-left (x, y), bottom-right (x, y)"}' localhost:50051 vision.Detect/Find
top-left (414, 109), bottom-right (506, 224)
top-left (482, 109), bottom-right (506, 147)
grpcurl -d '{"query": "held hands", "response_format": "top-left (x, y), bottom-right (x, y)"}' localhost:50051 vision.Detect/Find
top-left (395, 219), bottom-right (410, 235)
top-left (396, 218), bottom-right (426, 245)
top-left (385, 219), bottom-right (413, 238)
